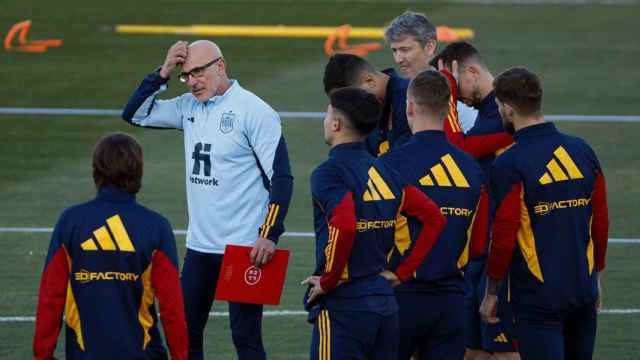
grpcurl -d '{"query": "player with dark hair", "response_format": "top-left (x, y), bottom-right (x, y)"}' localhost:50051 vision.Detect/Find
top-left (378, 70), bottom-right (489, 359)
top-left (428, 46), bottom-right (513, 160)
top-left (480, 68), bottom-right (609, 360)
top-left (303, 87), bottom-right (447, 360)
top-left (431, 41), bottom-right (518, 360)
top-left (323, 53), bottom-right (411, 155)
top-left (33, 133), bottom-right (188, 360)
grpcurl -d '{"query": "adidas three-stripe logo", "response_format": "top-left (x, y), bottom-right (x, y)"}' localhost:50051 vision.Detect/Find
top-left (494, 333), bottom-right (509, 343)
top-left (81, 215), bottom-right (135, 252)
top-left (363, 167), bottom-right (396, 202)
top-left (539, 146), bottom-right (584, 185)
top-left (419, 154), bottom-right (470, 188)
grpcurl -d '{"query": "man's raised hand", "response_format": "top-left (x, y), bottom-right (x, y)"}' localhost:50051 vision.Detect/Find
top-left (160, 41), bottom-right (188, 79)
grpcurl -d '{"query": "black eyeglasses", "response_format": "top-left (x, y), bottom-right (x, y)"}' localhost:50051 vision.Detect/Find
top-left (178, 57), bottom-right (223, 83)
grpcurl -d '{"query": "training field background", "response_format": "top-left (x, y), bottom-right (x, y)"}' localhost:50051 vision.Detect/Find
top-left (1, 0), bottom-right (639, 358)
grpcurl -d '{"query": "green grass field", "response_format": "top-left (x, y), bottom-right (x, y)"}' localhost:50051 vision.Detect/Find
top-left (1, 1), bottom-right (639, 358)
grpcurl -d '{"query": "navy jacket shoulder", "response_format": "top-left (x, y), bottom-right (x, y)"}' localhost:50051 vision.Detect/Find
top-left (379, 131), bottom-right (484, 291)
top-left (489, 122), bottom-right (604, 310)
top-left (56, 188), bottom-right (176, 263)
top-left (364, 69), bottom-right (412, 155)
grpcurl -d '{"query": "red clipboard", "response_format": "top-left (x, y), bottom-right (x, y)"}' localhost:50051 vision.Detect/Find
top-left (214, 245), bottom-right (290, 305)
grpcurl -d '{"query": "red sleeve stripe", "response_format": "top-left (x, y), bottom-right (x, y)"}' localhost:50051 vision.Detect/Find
top-left (395, 186), bottom-right (447, 282)
top-left (458, 190), bottom-right (487, 268)
top-left (469, 188), bottom-right (490, 260)
top-left (591, 172), bottom-right (609, 271)
top-left (33, 245), bottom-right (72, 358)
top-left (487, 183), bottom-right (522, 280)
top-left (320, 192), bottom-right (357, 292)
top-left (151, 250), bottom-right (188, 360)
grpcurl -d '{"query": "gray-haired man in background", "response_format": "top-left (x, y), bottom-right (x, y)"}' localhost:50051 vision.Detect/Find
top-left (384, 10), bottom-right (478, 132)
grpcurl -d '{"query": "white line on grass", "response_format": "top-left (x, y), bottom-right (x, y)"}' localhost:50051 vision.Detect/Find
top-left (1, 309), bottom-right (638, 323)
top-left (0, 317), bottom-right (35, 322)
top-left (0, 227), bottom-right (638, 244)
top-left (445, 0), bottom-right (640, 4)
top-left (206, 310), bottom-right (307, 317)
top-left (1, 107), bottom-right (639, 122)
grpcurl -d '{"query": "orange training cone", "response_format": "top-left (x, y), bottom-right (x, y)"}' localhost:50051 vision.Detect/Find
top-left (4, 20), bottom-right (62, 53)
top-left (324, 24), bottom-right (382, 57)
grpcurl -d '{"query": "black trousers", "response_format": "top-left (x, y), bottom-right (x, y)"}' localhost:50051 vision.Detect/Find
top-left (181, 248), bottom-right (266, 360)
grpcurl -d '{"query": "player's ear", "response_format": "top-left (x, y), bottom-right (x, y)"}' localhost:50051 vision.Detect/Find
top-left (468, 64), bottom-right (483, 82)
top-left (332, 115), bottom-right (342, 132)
top-left (424, 39), bottom-right (437, 57)
top-left (360, 73), bottom-right (376, 90)
top-left (406, 98), bottom-right (417, 132)
top-left (213, 58), bottom-right (226, 77)
top-left (406, 97), bottom-right (415, 118)
top-left (503, 102), bottom-right (516, 118)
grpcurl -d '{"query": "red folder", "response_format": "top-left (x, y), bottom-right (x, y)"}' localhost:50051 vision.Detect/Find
top-left (214, 245), bottom-right (290, 305)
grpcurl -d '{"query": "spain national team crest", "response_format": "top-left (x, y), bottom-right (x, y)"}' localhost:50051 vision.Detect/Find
top-left (220, 111), bottom-right (235, 134)
top-left (244, 266), bottom-right (262, 286)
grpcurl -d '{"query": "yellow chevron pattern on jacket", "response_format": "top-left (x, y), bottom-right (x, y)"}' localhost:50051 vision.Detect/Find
top-left (494, 333), bottom-right (509, 343)
top-left (419, 154), bottom-right (470, 188)
top-left (363, 166), bottom-right (396, 201)
top-left (539, 146), bottom-right (584, 185)
top-left (80, 215), bottom-right (135, 252)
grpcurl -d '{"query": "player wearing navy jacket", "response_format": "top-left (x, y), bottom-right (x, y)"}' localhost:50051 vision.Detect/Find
top-left (323, 54), bottom-right (411, 155)
top-left (432, 42), bottom-right (514, 182)
top-left (378, 70), bottom-right (489, 360)
top-left (33, 133), bottom-right (188, 360)
top-left (429, 53), bottom-right (513, 162)
top-left (480, 68), bottom-right (609, 360)
top-left (323, 53), bottom-right (497, 160)
top-left (303, 87), bottom-right (446, 360)
top-left (432, 42), bottom-right (518, 359)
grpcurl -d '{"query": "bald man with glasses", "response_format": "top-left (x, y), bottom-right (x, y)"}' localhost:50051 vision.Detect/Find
top-left (122, 40), bottom-right (294, 360)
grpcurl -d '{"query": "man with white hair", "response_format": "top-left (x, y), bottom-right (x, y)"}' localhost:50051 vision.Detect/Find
top-left (122, 40), bottom-right (293, 360)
